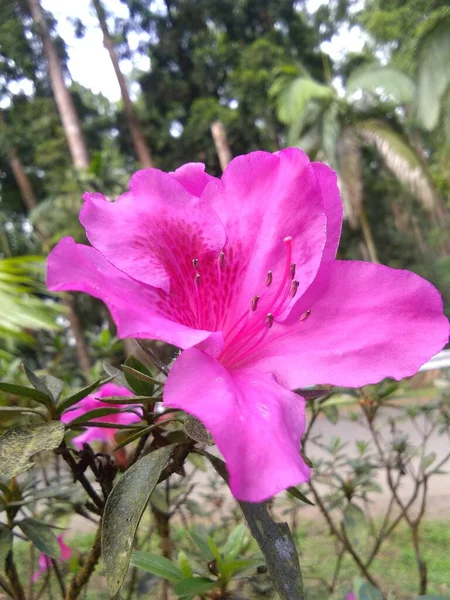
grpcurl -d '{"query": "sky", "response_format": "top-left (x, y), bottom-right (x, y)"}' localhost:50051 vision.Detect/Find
top-left (40, 0), bottom-right (367, 103)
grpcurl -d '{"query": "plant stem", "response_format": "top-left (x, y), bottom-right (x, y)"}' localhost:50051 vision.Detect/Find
top-left (65, 524), bottom-right (102, 600)
top-left (51, 559), bottom-right (67, 598)
top-left (5, 550), bottom-right (26, 600)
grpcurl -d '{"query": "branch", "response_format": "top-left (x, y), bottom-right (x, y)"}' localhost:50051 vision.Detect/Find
top-left (134, 340), bottom-right (169, 376)
top-left (65, 524), bottom-right (102, 600)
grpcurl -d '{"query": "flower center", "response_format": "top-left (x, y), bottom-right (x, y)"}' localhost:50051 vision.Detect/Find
top-left (218, 237), bottom-right (303, 369)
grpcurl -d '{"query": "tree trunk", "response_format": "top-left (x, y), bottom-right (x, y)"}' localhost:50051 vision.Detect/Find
top-left (26, 0), bottom-right (90, 170)
top-left (64, 296), bottom-right (92, 381)
top-left (211, 121), bottom-right (232, 170)
top-left (7, 148), bottom-right (38, 211)
top-left (92, 0), bottom-right (153, 168)
top-left (0, 111), bottom-right (37, 211)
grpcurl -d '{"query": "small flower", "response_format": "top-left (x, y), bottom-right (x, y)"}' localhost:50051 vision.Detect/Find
top-left (47, 149), bottom-right (449, 502)
top-left (33, 535), bottom-right (72, 582)
top-left (346, 593), bottom-right (356, 600)
top-left (61, 383), bottom-right (139, 447)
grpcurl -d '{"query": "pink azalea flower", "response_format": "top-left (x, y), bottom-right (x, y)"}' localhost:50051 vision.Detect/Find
top-left (61, 383), bottom-right (139, 447)
top-left (347, 594), bottom-right (356, 600)
top-left (33, 535), bottom-right (72, 582)
top-left (47, 149), bottom-right (448, 502)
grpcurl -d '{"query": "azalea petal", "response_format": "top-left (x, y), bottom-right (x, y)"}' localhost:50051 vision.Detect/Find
top-left (311, 162), bottom-right (342, 263)
top-left (171, 163), bottom-right (218, 197)
top-left (251, 261), bottom-right (449, 388)
top-left (60, 383), bottom-right (140, 448)
top-left (46, 237), bottom-right (215, 349)
top-left (203, 148), bottom-right (327, 329)
top-left (164, 347), bottom-right (310, 502)
top-left (80, 168), bottom-right (225, 293)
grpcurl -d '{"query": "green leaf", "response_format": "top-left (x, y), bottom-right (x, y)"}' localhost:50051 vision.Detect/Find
top-left (41, 375), bottom-right (64, 403)
top-left (0, 406), bottom-right (46, 419)
top-left (222, 524), bottom-right (246, 560)
top-left (102, 445), bottom-right (174, 596)
top-left (23, 364), bottom-right (59, 403)
top-left (0, 422), bottom-right (65, 480)
top-left (187, 453), bottom-right (207, 471)
top-left (342, 504), bottom-right (369, 557)
top-left (415, 17), bottom-right (450, 130)
top-left (0, 381), bottom-right (52, 405)
top-left (173, 577), bottom-right (217, 598)
top-left (65, 407), bottom-right (140, 427)
top-left (99, 395), bottom-right (158, 405)
top-left (123, 355), bottom-right (160, 396)
top-left (357, 119), bottom-right (438, 213)
top-left (113, 425), bottom-right (154, 451)
top-left (185, 417), bottom-right (213, 445)
top-left (0, 527), bottom-right (13, 567)
top-left (18, 518), bottom-right (61, 559)
top-left (359, 582), bottom-right (383, 600)
top-left (57, 378), bottom-right (108, 415)
top-left (189, 530), bottom-right (215, 561)
top-left (130, 551), bottom-right (182, 583)
top-left (271, 75), bottom-right (333, 125)
top-left (322, 405), bottom-right (339, 424)
top-left (347, 64), bottom-right (415, 105)
top-left (205, 453), bottom-right (304, 600)
top-left (103, 362), bottom-right (128, 387)
top-left (286, 487), bottom-right (315, 506)
top-left (177, 551), bottom-right (193, 578)
top-left (421, 452), bottom-right (437, 470)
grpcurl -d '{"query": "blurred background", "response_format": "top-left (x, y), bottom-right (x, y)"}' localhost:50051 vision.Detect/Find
top-left (0, 1), bottom-right (449, 599)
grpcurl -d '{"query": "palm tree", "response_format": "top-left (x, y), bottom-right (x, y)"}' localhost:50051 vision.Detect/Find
top-left (270, 65), bottom-right (443, 261)
top-left (0, 254), bottom-right (64, 363)
top-left (270, 16), bottom-right (450, 259)
top-left (26, 0), bottom-right (90, 170)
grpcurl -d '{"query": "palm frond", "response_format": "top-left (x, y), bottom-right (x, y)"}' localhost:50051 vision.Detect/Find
top-left (357, 119), bottom-right (439, 211)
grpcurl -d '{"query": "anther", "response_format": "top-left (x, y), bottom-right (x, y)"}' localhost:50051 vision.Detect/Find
top-left (218, 252), bottom-right (225, 268)
top-left (266, 271), bottom-right (273, 287)
top-left (251, 295), bottom-right (260, 312)
top-left (194, 273), bottom-right (201, 287)
top-left (290, 280), bottom-right (299, 297)
top-left (290, 263), bottom-right (296, 279)
top-left (265, 313), bottom-right (274, 328)
top-left (300, 309), bottom-right (311, 321)
top-left (192, 258), bottom-right (199, 269)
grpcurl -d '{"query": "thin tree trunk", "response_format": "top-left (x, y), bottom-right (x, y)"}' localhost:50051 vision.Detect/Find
top-left (64, 296), bottom-right (92, 380)
top-left (0, 111), bottom-right (37, 210)
top-left (211, 120), bottom-right (232, 170)
top-left (8, 148), bottom-right (38, 210)
top-left (26, 0), bottom-right (90, 170)
top-left (92, 0), bottom-right (153, 168)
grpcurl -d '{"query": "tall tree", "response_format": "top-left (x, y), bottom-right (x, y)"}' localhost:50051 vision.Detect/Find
top-left (92, 0), bottom-right (153, 168)
top-left (0, 111), bottom-right (37, 211)
top-left (26, 0), bottom-right (90, 170)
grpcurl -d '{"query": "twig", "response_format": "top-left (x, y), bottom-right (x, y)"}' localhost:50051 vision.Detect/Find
top-left (58, 442), bottom-right (103, 511)
top-left (308, 480), bottom-right (382, 590)
top-left (51, 559), bottom-right (67, 598)
top-left (65, 524), bottom-right (102, 600)
top-left (134, 340), bottom-right (169, 376)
